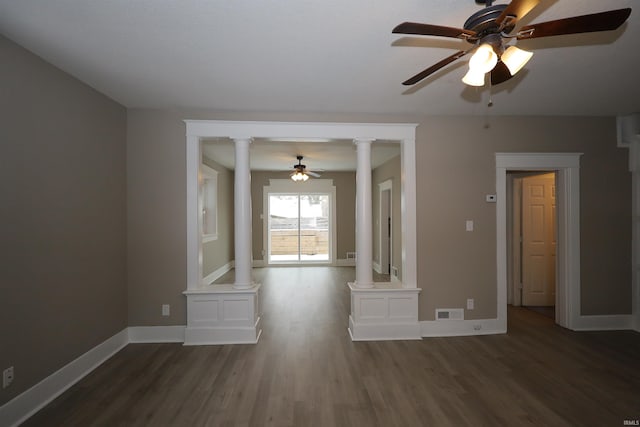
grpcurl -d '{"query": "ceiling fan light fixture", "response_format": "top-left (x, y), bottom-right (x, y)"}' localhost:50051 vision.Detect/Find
top-left (291, 171), bottom-right (309, 182)
top-left (501, 45), bottom-right (533, 76)
top-left (468, 43), bottom-right (498, 73)
top-left (462, 68), bottom-right (486, 86)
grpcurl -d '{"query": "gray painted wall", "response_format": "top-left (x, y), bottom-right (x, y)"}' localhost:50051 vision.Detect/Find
top-left (126, 110), bottom-right (630, 325)
top-left (0, 35), bottom-right (127, 404)
top-left (372, 155), bottom-right (402, 280)
top-left (416, 116), bottom-right (630, 320)
top-left (202, 156), bottom-right (234, 279)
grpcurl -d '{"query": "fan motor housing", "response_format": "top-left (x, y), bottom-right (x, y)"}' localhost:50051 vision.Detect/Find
top-left (464, 4), bottom-right (513, 39)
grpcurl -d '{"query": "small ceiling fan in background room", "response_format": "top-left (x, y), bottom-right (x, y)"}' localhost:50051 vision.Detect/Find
top-left (290, 155), bottom-right (322, 182)
top-left (392, 0), bottom-right (631, 88)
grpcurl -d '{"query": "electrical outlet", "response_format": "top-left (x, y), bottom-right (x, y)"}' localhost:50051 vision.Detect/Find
top-left (162, 304), bottom-right (170, 316)
top-left (467, 299), bottom-right (474, 310)
top-left (3, 366), bottom-right (14, 388)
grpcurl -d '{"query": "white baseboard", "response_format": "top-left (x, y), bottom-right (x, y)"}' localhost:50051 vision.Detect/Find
top-left (184, 318), bottom-right (262, 345)
top-left (573, 314), bottom-right (634, 331)
top-left (128, 325), bottom-right (186, 343)
top-left (0, 329), bottom-right (129, 427)
top-left (421, 318), bottom-right (506, 337)
top-left (203, 261), bottom-right (234, 285)
top-left (373, 261), bottom-right (381, 274)
top-left (348, 315), bottom-right (421, 341)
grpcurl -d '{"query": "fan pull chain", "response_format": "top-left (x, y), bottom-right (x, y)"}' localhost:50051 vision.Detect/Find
top-left (483, 79), bottom-right (493, 129)
top-left (487, 76), bottom-right (494, 107)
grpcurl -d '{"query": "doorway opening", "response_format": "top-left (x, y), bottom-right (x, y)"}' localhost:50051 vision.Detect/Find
top-left (496, 152), bottom-right (582, 332)
top-left (263, 178), bottom-right (337, 266)
top-left (508, 171), bottom-right (557, 320)
top-left (268, 192), bottom-right (331, 263)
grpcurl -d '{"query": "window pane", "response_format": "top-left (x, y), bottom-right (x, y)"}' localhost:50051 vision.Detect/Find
top-left (269, 195), bottom-right (299, 261)
top-left (300, 194), bottom-right (329, 261)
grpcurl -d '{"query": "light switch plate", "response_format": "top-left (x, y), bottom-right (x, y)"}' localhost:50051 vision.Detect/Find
top-left (466, 220), bottom-right (474, 231)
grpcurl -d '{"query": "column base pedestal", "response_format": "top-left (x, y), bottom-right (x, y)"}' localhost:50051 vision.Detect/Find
top-left (348, 282), bottom-right (421, 341)
top-left (184, 283), bottom-right (262, 345)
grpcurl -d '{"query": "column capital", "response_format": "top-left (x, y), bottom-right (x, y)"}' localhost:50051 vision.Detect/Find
top-left (231, 136), bottom-right (253, 144)
top-left (353, 138), bottom-right (375, 145)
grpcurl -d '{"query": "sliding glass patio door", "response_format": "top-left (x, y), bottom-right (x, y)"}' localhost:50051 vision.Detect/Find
top-left (268, 193), bottom-right (330, 263)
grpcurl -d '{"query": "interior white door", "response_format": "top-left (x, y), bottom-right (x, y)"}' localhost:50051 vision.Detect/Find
top-left (522, 173), bottom-right (556, 306)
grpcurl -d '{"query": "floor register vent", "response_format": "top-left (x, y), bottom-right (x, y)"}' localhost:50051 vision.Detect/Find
top-left (436, 308), bottom-right (464, 321)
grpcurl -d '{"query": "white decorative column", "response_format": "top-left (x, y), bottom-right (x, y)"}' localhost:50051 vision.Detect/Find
top-left (184, 136), bottom-right (261, 345)
top-left (348, 138), bottom-right (421, 341)
top-left (354, 138), bottom-right (374, 288)
top-left (233, 137), bottom-right (254, 289)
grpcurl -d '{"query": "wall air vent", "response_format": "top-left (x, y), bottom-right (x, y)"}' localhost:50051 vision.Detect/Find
top-left (435, 308), bottom-right (464, 321)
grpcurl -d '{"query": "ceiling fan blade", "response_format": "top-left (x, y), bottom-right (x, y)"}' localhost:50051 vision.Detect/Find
top-left (496, 0), bottom-right (540, 27)
top-left (307, 171), bottom-right (321, 178)
top-left (517, 8), bottom-right (632, 40)
top-left (393, 22), bottom-right (476, 40)
top-left (402, 50), bottom-right (468, 86)
top-left (490, 61), bottom-right (513, 86)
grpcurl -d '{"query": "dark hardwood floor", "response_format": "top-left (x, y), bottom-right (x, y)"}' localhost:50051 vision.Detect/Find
top-left (23, 267), bottom-right (640, 426)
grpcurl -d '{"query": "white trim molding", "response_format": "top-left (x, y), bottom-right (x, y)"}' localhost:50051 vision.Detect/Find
top-left (128, 326), bottom-right (186, 343)
top-left (572, 315), bottom-right (635, 332)
top-left (185, 120), bottom-right (418, 343)
top-left (203, 261), bottom-right (234, 285)
top-left (626, 132), bottom-right (640, 332)
top-left (496, 153), bottom-right (582, 331)
top-left (421, 318), bottom-right (505, 337)
top-left (616, 113), bottom-right (640, 148)
top-left (0, 329), bottom-right (129, 427)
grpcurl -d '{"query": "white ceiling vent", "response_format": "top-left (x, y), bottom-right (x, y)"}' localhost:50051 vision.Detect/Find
top-left (435, 308), bottom-right (464, 321)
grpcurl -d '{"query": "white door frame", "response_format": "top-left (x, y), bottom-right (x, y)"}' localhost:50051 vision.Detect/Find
top-left (496, 153), bottom-right (582, 330)
top-left (263, 179), bottom-right (337, 265)
top-left (379, 179), bottom-right (392, 275)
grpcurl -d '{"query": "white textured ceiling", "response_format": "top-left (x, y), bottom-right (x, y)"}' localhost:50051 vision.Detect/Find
top-left (2, 1), bottom-right (639, 171)
top-left (1, 0), bottom-right (638, 118)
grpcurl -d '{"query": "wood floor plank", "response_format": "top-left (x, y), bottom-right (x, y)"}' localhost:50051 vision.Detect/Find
top-left (21, 267), bottom-right (640, 427)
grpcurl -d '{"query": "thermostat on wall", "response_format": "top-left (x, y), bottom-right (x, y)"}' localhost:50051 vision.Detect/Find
top-left (486, 194), bottom-right (496, 203)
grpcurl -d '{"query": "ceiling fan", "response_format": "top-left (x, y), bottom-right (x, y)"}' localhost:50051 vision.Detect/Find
top-left (392, 0), bottom-right (632, 87)
top-left (290, 155), bottom-right (322, 182)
